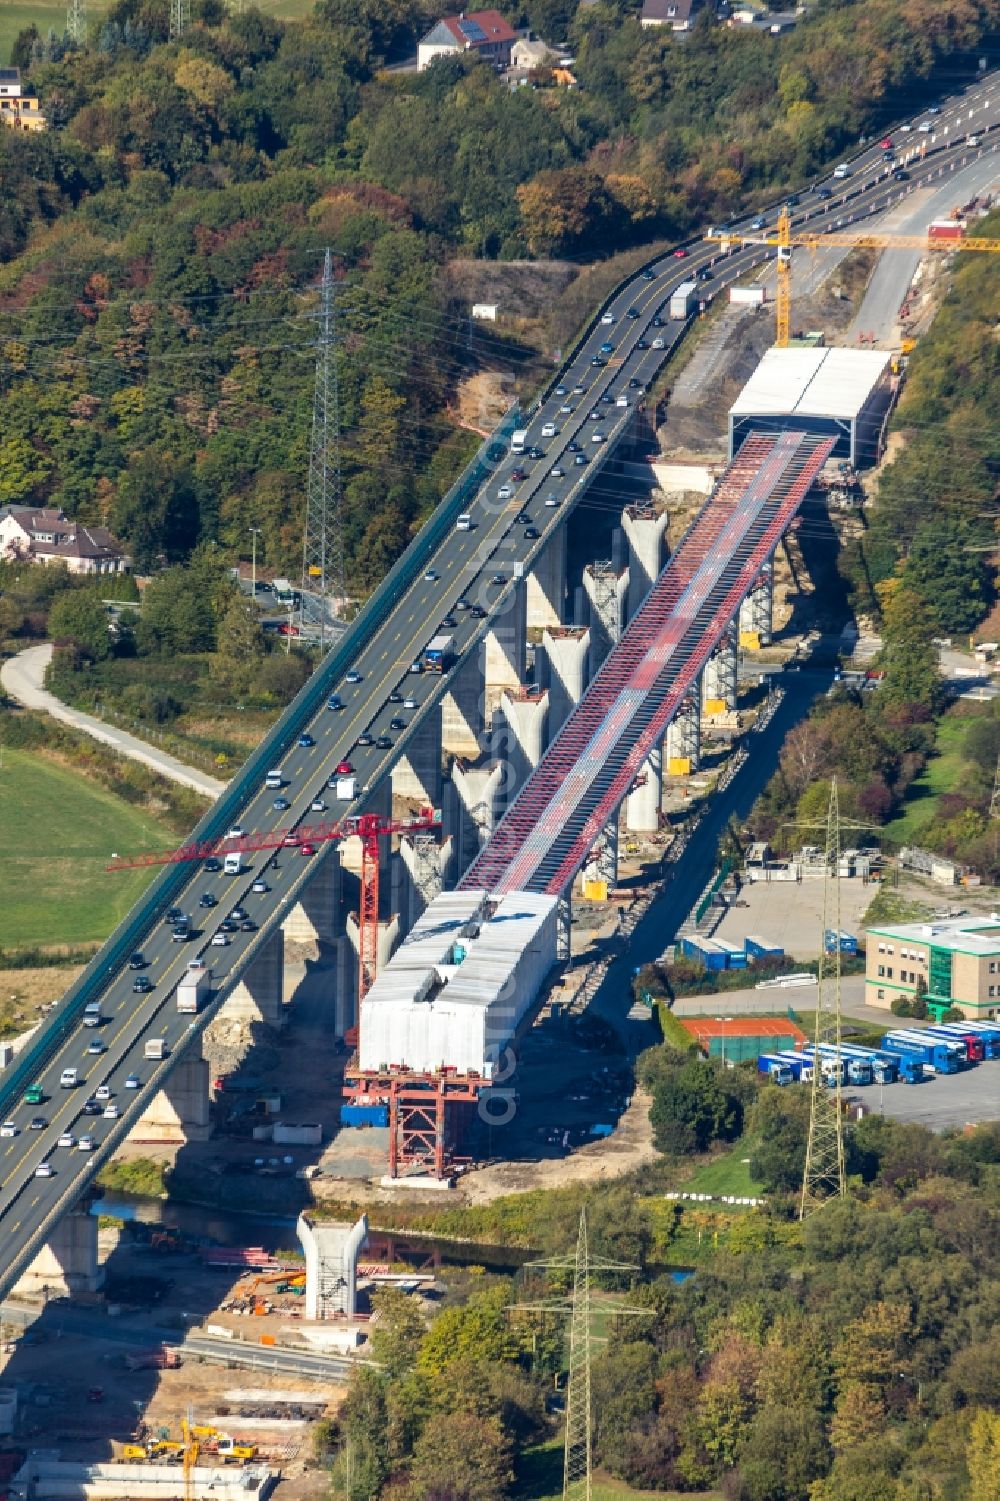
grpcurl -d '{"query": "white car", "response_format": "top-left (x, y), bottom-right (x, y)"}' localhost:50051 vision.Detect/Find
top-left (103, 1104), bottom-right (120, 1119)
top-left (424, 569), bottom-right (439, 582)
top-left (211, 932), bottom-right (230, 946)
top-left (35, 1162), bottom-right (54, 1178)
top-left (833, 163), bottom-right (851, 178)
top-left (0, 1122), bottom-right (18, 1138)
top-left (87, 1039), bottom-right (104, 1054)
top-left (226, 825), bottom-right (244, 840)
top-left (541, 422), bottom-right (557, 438)
top-left (57, 1132), bottom-right (76, 1149)
top-left (251, 879), bottom-right (269, 894)
top-left (125, 1074), bottom-right (141, 1090)
top-left (78, 1135), bottom-right (95, 1152)
top-left (403, 697), bottom-right (418, 710)
top-left (918, 121), bottom-right (932, 133)
top-left (497, 483), bottom-right (512, 500)
top-left (558, 403), bottom-right (572, 415)
top-left (616, 395), bottom-right (629, 408)
top-left (591, 430), bottom-right (606, 443)
top-left (310, 798), bottom-right (326, 812)
top-left (968, 134), bottom-right (979, 146)
top-left (95, 1085), bottom-right (111, 1103)
top-left (601, 312), bottom-right (615, 325)
top-left (652, 337), bottom-right (665, 349)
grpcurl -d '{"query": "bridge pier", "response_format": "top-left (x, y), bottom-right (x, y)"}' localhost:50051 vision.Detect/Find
top-left (526, 527), bottom-right (568, 629)
top-left (584, 817), bottom-right (618, 891)
top-left (445, 762), bottom-right (503, 872)
top-left (495, 687), bottom-right (548, 807)
top-left (583, 563), bottom-right (628, 666)
top-left (345, 913), bottom-right (400, 1006)
top-left (485, 579), bottom-right (527, 716)
top-left (395, 834), bottom-right (453, 931)
top-left (739, 560), bottom-right (773, 647)
top-left (622, 504), bottom-right (667, 620)
top-left (392, 708), bottom-right (443, 807)
top-left (666, 692), bottom-right (701, 775)
top-left (539, 627), bottom-right (590, 738)
top-left (297, 1212), bottom-right (367, 1321)
top-left (14, 1209), bottom-right (103, 1300)
top-left (625, 740), bottom-right (663, 834)
top-left (130, 1039), bottom-right (211, 1145)
top-left (283, 848), bottom-right (343, 961)
top-left (702, 628), bottom-right (738, 714)
top-left (442, 652), bottom-right (485, 759)
top-left (224, 928), bottom-right (285, 1026)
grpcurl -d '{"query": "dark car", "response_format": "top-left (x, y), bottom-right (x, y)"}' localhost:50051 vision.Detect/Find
top-left (388, 690), bottom-right (402, 704)
top-left (574, 454), bottom-right (588, 466)
top-left (567, 440), bottom-right (580, 453)
top-left (171, 925), bottom-right (192, 942)
top-left (204, 856), bottom-right (222, 872)
top-left (636, 338), bottom-right (649, 350)
top-left (590, 356), bottom-right (606, 368)
top-left (218, 919), bottom-right (237, 934)
top-left (298, 732), bottom-right (315, 749)
top-left (166, 906), bottom-right (183, 924)
top-left (456, 598), bottom-right (470, 611)
top-left (516, 510), bottom-right (531, 523)
top-left (470, 605), bottom-right (487, 619)
top-left (893, 169), bottom-right (910, 181)
top-left (241, 919), bottom-right (257, 933)
top-left (327, 694), bottom-right (344, 711)
top-left (588, 409), bottom-right (600, 421)
top-left (128, 952), bottom-right (145, 970)
top-left (83, 1099), bottom-right (102, 1116)
top-left (133, 975), bottom-right (153, 992)
top-left (524, 525), bottom-right (540, 540)
top-left (815, 186), bottom-right (832, 199)
top-left (376, 735), bottom-right (393, 750)
top-left (487, 442), bottom-right (505, 462)
top-left (490, 573), bottom-right (506, 586)
top-left (652, 315), bottom-right (664, 327)
top-left (29, 1116), bottom-right (47, 1131)
top-left (629, 377), bottom-right (641, 388)
top-left (198, 893), bottom-right (217, 909)
top-left (627, 306), bottom-right (640, 319)
top-left (511, 467), bottom-right (527, 482)
top-left (527, 446), bottom-right (545, 460)
top-left (442, 614), bottom-right (457, 628)
top-left (390, 717), bottom-right (406, 731)
top-left (642, 267), bottom-right (656, 280)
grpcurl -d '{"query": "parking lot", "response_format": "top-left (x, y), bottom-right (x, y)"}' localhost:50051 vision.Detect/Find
top-left (856, 1062), bottom-right (1000, 1131)
top-left (712, 876), bottom-right (873, 959)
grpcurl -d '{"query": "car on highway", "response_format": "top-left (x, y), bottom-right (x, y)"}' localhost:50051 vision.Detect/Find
top-left (298, 733), bottom-right (315, 749)
top-left (544, 494), bottom-right (561, 508)
top-left (636, 338), bottom-right (649, 349)
top-left (95, 1086), bottom-right (111, 1103)
top-left (567, 440), bottom-right (580, 453)
top-left (588, 408), bottom-right (600, 420)
top-left (642, 267), bottom-right (656, 280)
top-left (551, 466), bottom-right (564, 479)
top-left (327, 694), bottom-right (344, 711)
top-left (125, 1074), bottom-right (141, 1090)
top-left (572, 384), bottom-right (584, 395)
top-left (525, 526), bottom-right (539, 539)
top-left (272, 796), bottom-right (291, 811)
top-left (673, 248), bottom-right (688, 258)
top-left (574, 453), bottom-right (588, 466)
top-left (35, 1163), bottom-right (54, 1178)
top-left (600, 312), bottom-right (615, 325)
top-left (409, 659), bottom-right (424, 674)
top-left (166, 907), bottom-right (183, 924)
top-left (357, 732), bottom-right (374, 746)
top-left (590, 356), bottom-right (606, 368)
top-left (497, 483), bottom-right (512, 500)
top-left (599, 341), bottom-right (614, 355)
top-left (198, 892), bottom-right (217, 908)
top-left (300, 843), bottom-right (317, 857)
top-left (241, 918), bottom-right (257, 933)
top-left (376, 735), bottom-right (393, 750)
top-left (103, 1104), bottom-right (120, 1120)
top-left (218, 919), bottom-right (237, 933)
top-left (29, 1117), bottom-right (47, 1130)
top-left (627, 306), bottom-right (640, 318)
top-left (555, 384), bottom-right (567, 395)
top-left (541, 422), bottom-right (557, 438)
top-left (815, 186), bottom-right (832, 199)
top-left (591, 430), bottom-right (605, 443)
top-left (251, 879), bottom-right (269, 894)
top-left (423, 569), bottom-right (439, 582)
top-left (0, 1123), bottom-right (18, 1138)
top-left (82, 1100), bottom-right (101, 1116)
top-left (388, 690), bottom-right (403, 704)
top-left (128, 952), bottom-right (146, 970)
top-left (345, 670), bottom-right (363, 684)
top-left (833, 162), bottom-right (851, 176)
top-left (205, 856), bottom-right (222, 872)
top-left (652, 337), bottom-right (665, 349)
top-left (78, 1135), bottom-right (96, 1151)
top-left (490, 573), bottom-right (506, 585)
top-left (403, 696), bottom-right (418, 710)
top-left (57, 1132), bottom-right (76, 1149)
top-left (225, 825), bottom-right (244, 841)
top-left (390, 717), bottom-right (406, 731)
top-left (211, 932), bottom-right (230, 946)
top-left (336, 759), bottom-right (354, 775)
top-left (310, 798), bottom-right (326, 812)
top-left (87, 1040), bottom-right (104, 1055)
top-left (616, 395), bottom-right (629, 408)
top-left (171, 925), bottom-right (192, 942)
top-left (750, 216), bottom-right (767, 230)
top-left (230, 907), bottom-right (247, 922)
top-left (629, 376), bottom-right (642, 388)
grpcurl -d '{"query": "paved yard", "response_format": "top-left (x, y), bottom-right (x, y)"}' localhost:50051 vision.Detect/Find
top-left (672, 975), bottom-right (894, 1026)
top-left (856, 1063), bottom-right (1000, 1132)
top-left (712, 876), bottom-right (873, 959)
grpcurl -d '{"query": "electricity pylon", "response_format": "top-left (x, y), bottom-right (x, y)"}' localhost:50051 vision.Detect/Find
top-left (169, 0), bottom-right (190, 40)
top-left (300, 248), bottom-right (345, 652)
top-left (516, 1208), bottom-right (647, 1501)
top-left (66, 0), bottom-right (86, 44)
top-left (989, 753), bottom-right (1000, 822)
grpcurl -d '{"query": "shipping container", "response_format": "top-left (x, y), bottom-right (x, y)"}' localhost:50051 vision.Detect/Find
top-left (272, 1122), bottom-right (323, 1146)
top-left (340, 1104), bottom-right (389, 1128)
top-left (729, 285), bottom-right (767, 307)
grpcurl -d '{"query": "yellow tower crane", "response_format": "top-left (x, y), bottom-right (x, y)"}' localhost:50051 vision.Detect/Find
top-left (181, 1417), bottom-right (199, 1501)
top-left (708, 207), bottom-right (1000, 347)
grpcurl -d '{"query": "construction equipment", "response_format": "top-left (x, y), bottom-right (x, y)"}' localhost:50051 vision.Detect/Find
top-left (181, 1418), bottom-right (198, 1501)
top-left (709, 207), bottom-right (1000, 347)
top-left (108, 807), bottom-right (441, 1004)
top-left (217, 1439), bottom-right (257, 1464)
top-left (118, 1445), bottom-right (147, 1463)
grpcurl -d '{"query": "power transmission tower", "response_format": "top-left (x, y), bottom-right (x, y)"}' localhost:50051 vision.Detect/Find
top-left (516, 1209), bottom-right (646, 1501)
top-left (169, 0), bottom-right (190, 40)
top-left (989, 753), bottom-right (1000, 822)
top-left (300, 248), bottom-right (345, 653)
top-left (799, 779), bottom-right (848, 1218)
top-left (66, 0), bottom-right (86, 44)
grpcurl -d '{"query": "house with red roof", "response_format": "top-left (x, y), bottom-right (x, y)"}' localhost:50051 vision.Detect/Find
top-left (418, 9), bottom-right (518, 71)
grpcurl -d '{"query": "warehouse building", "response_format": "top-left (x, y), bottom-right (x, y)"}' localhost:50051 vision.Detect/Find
top-left (728, 347), bottom-right (894, 467)
top-left (678, 1015), bottom-right (808, 1063)
top-left (865, 914), bottom-right (1000, 1019)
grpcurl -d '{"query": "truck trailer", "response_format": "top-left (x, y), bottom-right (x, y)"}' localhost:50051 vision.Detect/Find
top-left (880, 1031), bottom-right (959, 1075)
top-left (177, 965), bottom-right (212, 1015)
top-left (669, 281), bottom-right (698, 319)
top-left (757, 1054), bottom-right (795, 1084)
top-left (765, 1051), bottom-right (814, 1083)
top-left (803, 1044), bottom-right (872, 1086)
top-left (423, 634), bottom-right (455, 673)
top-left (836, 1043), bottom-right (900, 1085)
top-left (797, 1047), bottom-right (847, 1087)
top-left (924, 1025), bottom-right (984, 1063)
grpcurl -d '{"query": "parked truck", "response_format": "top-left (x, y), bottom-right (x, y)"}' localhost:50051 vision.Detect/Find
top-left (804, 1044), bottom-right (871, 1086)
top-left (799, 1047), bottom-right (847, 1087)
top-left (423, 634), bottom-right (455, 673)
top-left (756, 1055), bottom-right (795, 1085)
top-left (957, 1021), bottom-right (1000, 1059)
top-left (837, 1043), bottom-right (899, 1085)
top-left (925, 1024), bottom-right (983, 1063)
top-left (881, 1031), bottom-right (959, 1075)
top-left (178, 965), bottom-right (211, 1015)
top-left (669, 281), bottom-right (698, 319)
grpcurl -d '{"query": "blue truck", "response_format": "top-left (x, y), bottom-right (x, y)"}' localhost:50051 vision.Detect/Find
top-left (881, 1030), bottom-right (960, 1075)
top-left (757, 1054), bottom-right (797, 1085)
top-left (961, 1021), bottom-right (1000, 1059)
top-left (924, 1024), bottom-right (983, 1064)
top-left (836, 1043), bottom-right (901, 1085)
top-left (803, 1044), bottom-right (871, 1086)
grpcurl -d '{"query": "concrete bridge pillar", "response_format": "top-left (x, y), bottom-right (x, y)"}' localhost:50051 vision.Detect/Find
top-left (702, 629), bottom-right (738, 714)
top-left (583, 817), bottom-right (619, 891)
top-left (442, 651), bottom-right (485, 759)
top-left (739, 560), bottom-right (774, 648)
top-left (297, 1213), bottom-right (368, 1321)
top-left (224, 927), bottom-right (285, 1026)
top-left (666, 692), bottom-right (701, 775)
top-left (283, 847), bottom-right (343, 961)
top-left (485, 578), bottom-right (526, 716)
top-left (395, 834), bottom-right (454, 932)
top-left (130, 1038), bottom-right (211, 1145)
top-left (14, 1209), bottom-right (103, 1299)
top-left (526, 527), bottom-right (568, 629)
top-left (445, 761), bottom-right (504, 873)
top-left (622, 504), bottom-right (667, 620)
top-left (539, 627), bottom-right (590, 739)
top-left (583, 564), bottom-right (629, 668)
top-left (345, 914), bottom-right (401, 1004)
top-left (624, 740), bottom-right (663, 834)
top-left (494, 687), bottom-right (548, 807)
top-left (392, 707), bottom-right (443, 807)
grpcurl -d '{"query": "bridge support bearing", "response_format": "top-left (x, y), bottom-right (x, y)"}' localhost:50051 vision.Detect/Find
top-left (395, 834), bottom-right (454, 933)
top-left (442, 652), bottom-right (485, 759)
top-left (223, 927), bottom-right (285, 1026)
top-left (445, 762), bottom-right (503, 872)
top-left (392, 708), bottom-right (443, 806)
top-left (495, 688), bottom-right (548, 810)
top-left (14, 1209), bottom-right (103, 1299)
top-left (702, 629), bottom-right (738, 714)
top-left (283, 847), bottom-right (343, 961)
top-left (625, 740), bottom-right (663, 834)
top-left (539, 627), bottom-right (590, 739)
top-left (296, 1211), bottom-right (367, 1321)
top-left (526, 526), bottom-right (568, 629)
top-left (666, 693), bottom-right (701, 776)
top-left (484, 578), bottom-right (526, 718)
top-left (130, 1038), bottom-right (211, 1145)
top-left (583, 564), bottom-right (629, 668)
top-left (622, 505), bottom-right (668, 622)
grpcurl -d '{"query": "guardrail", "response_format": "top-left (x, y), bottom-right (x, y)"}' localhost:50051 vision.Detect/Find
top-left (0, 406), bottom-right (521, 1118)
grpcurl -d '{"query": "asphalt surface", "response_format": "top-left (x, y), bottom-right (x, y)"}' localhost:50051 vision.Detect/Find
top-left (0, 644), bottom-right (227, 798)
top-left (1, 73), bottom-right (999, 1297)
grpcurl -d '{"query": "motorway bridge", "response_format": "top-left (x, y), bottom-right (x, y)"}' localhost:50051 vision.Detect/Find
top-left (0, 74), bottom-right (998, 1297)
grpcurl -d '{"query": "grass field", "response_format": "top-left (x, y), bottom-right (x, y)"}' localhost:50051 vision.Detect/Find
top-left (0, 0), bottom-right (317, 63)
top-left (517, 1441), bottom-right (723, 1500)
top-left (683, 1144), bottom-right (764, 1200)
top-left (0, 747), bottom-right (169, 949)
top-left (881, 713), bottom-right (981, 847)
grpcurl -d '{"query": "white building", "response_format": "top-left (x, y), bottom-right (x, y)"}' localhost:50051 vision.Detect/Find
top-left (0, 505), bottom-right (129, 574)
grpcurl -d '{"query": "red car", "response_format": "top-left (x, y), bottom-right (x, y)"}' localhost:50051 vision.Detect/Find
top-left (673, 248), bottom-right (688, 258)
top-left (300, 843), bottom-right (317, 857)
top-left (879, 136), bottom-right (893, 149)
top-left (336, 759), bottom-right (354, 775)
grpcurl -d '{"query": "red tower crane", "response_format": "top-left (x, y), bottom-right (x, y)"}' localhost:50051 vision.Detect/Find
top-left (107, 807), bottom-right (441, 1003)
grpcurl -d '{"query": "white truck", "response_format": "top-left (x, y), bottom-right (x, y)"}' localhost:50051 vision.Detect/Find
top-left (335, 774), bottom-right (357, 801)
top-left (669, 281), bottom-right (698, 319)
top-left (144, 1038), bottom-right (168, 1061)
top-left (177, 965), bottom-right (211, 1015)
top-left (510, 429), bottom-right (527, 454)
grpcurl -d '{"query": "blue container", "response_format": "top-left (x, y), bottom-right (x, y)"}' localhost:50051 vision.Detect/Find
top-left (340, 1104), bottom-right (389, 1128)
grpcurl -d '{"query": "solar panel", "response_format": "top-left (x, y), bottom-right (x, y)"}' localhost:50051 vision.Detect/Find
top-left (457, 17), bottom-right (487, 41)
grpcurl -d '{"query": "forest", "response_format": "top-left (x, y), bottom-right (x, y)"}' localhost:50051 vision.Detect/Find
top-left (0, 0), bottom-right (996, 594)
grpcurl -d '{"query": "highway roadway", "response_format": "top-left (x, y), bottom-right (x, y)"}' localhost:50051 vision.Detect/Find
top-left (1, 72), bottom-right (999, 1298)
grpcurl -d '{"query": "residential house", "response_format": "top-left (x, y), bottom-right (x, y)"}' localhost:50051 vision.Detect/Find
top-left (0, 506), bottom-right (129, 575)
top-left (0, 67), bottom-right (46, 132)
top-left (511, 36), bottom-right (556, 71)
top-left (418, 9), bottom-right (518, 70)
top-left (640, 0), bottom-right (706, 31)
